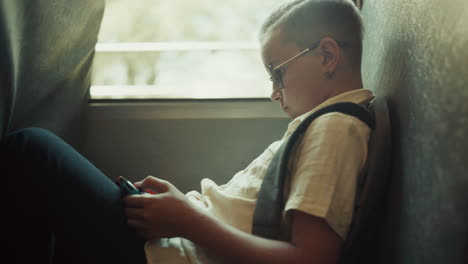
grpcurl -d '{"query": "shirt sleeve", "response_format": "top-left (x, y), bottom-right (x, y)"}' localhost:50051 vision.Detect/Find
top-left (283, 112), bottom-right (371, 240)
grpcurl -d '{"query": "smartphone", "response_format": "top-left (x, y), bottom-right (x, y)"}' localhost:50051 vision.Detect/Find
top-left (115, 176), bottom-right (143, 196)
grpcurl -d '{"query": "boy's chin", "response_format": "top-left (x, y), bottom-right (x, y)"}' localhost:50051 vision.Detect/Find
top-left (285, 108), bottom-right (298, 119)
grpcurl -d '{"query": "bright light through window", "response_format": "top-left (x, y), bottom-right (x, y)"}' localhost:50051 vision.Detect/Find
top-left (91, 0), bottom-right (282, 99)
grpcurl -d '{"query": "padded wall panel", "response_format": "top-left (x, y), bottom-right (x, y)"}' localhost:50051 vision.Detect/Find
top-left (0, 0), bottom-right (105, 147)
top-left (360, 1), bottom-right (468, 263)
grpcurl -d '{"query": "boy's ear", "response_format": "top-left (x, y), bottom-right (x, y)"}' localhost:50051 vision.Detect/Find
top-left (319, 37), bottom-right (341, 76)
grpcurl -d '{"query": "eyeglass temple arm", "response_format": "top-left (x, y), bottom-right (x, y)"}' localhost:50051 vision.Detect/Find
top-left (273, 48), bottom-right (311, 70)
top-left (272, 40), bottom-right (346, 70)
top-left (273, 40), bottom-right (322, 70)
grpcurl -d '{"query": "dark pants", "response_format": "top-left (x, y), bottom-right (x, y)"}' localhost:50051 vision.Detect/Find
top-left (1, 128), bottom-right (147, 264)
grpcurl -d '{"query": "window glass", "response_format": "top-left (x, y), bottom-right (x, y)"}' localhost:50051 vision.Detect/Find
top-left (92, 0), bottom-right (282, 99)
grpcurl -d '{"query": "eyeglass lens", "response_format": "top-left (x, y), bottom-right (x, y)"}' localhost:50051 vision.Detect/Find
top-left (268, 66), bottom-right (283, 88)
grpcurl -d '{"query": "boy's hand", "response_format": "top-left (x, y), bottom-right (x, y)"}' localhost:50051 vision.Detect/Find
top-left (122, 176), bottom-right (202, 240)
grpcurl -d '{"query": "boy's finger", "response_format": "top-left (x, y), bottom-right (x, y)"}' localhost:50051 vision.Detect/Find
top-left (124, 207), bottom-right (146, 221)
top-left (122, 194), bottom-right (148, 208)
top-left (140, 177), bottom-right (170, 192)
top-left (127, 218), bottom-right (146, 230)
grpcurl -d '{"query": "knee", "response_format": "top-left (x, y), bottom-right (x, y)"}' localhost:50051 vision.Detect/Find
top-left (3, 127), bottom-right (61, 151)
top-left (10, 127), bottom-right (53, 136)
top-left (6, 127), bottom-right (55, 141)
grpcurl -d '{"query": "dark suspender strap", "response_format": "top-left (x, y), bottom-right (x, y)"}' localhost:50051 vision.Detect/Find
top-left (252, 102), bottom-right (375, 240)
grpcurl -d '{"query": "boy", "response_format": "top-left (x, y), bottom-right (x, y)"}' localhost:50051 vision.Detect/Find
top-left (128, 0), bottom-right (373, 263)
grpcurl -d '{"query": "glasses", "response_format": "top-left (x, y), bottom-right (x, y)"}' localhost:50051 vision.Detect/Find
top-left (267, 40), bottom-right (347, 89)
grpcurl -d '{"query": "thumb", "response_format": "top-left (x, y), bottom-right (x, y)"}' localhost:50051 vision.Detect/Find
top-left (138, 176), bottom-right (170, 193)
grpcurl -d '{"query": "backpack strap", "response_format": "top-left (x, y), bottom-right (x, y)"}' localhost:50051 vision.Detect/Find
top-left (252, 102), bottom-right (375, 240)
top-left (339, 97), bottom-right (392, 263)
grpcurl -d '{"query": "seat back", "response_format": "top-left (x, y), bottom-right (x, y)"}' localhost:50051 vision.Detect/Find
top-left (0, 0), bottom-right (104, 147)
top-left (361, 1), bottom-right (468, 263)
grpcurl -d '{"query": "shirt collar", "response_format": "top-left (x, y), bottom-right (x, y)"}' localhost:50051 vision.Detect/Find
top-left (283, 89), bottom-right (375, 138)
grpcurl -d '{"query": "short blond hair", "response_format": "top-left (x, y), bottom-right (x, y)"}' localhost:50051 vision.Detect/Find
top-left (260, 0), bottom-right (364, 68)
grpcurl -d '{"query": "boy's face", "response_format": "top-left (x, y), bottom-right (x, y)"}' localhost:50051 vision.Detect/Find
top-left (261, 29), bottom-right (331, 119)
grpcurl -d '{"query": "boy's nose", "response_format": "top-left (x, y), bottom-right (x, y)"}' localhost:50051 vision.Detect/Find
top-left (270, 87), bottom-right (282, 102)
